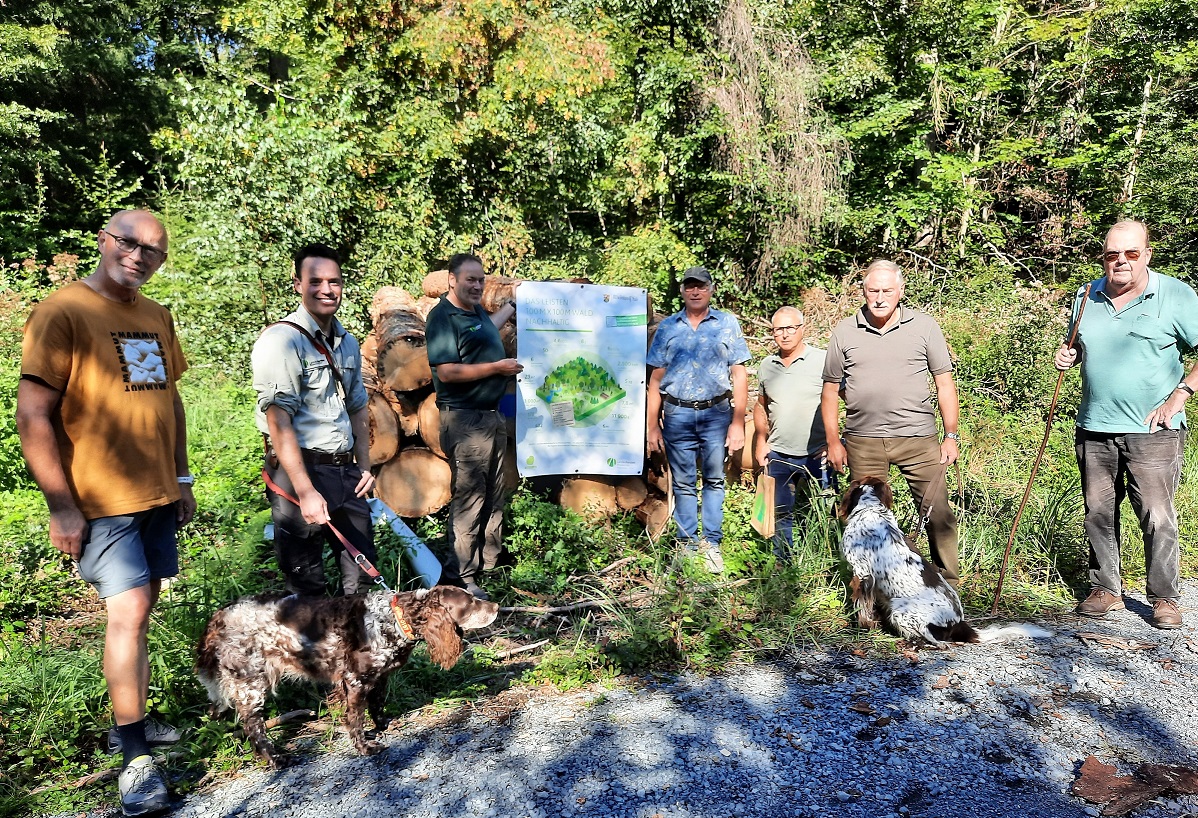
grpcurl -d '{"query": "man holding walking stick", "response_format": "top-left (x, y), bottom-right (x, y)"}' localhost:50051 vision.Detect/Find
top-left (1056, 220), bottom-right (1198, 629)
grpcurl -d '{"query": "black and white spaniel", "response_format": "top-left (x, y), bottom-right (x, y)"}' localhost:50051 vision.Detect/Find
top-left (838, 476), bottom-right (1050, 647)
top-left (196, 585), bottom-right (499, 767)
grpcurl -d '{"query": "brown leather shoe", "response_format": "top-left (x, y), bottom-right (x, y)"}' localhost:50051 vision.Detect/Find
top-left (1152, 598), bottom-right (1183, 630)
top-left (1077, 588), bottom-right (1125, 617)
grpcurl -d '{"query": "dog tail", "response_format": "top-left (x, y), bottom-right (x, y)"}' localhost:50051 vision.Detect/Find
top-left (927, 620), bottom-right (982, 644)
top-left (975, 623), bottom-right (1054, 643)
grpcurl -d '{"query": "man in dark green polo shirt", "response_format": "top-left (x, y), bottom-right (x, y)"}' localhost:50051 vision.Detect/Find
top-left (820, 259), bottom-right (962, 584)
top-left (425, 253), bottom-right (522, 600)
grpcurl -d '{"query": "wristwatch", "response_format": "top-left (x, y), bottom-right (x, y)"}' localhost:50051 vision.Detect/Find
top-left (944, 432), bottom-right (961, 442)
top-left (1177, 381), bottom-right (1195, 396)
top-left (177, 474), bottom-right (195, 485)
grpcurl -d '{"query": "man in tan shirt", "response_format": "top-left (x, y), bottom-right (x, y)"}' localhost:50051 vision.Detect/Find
top-left (820, 260), bottom-right (962, 584)
top-left (17, 210), bottom-right (192, 816)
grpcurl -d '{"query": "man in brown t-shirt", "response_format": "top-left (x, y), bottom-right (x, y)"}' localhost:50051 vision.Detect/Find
top-left (820, 259), bottom-right (962, 583)
top-left (17, 209), bottom-right (192, 815)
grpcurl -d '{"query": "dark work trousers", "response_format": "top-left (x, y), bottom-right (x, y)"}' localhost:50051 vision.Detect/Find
top-left (440, 407), bottom-right (508, 583)
top-left (844, 434), bottom-right (959, 583)
top-left (265, 455), bottom-right (376, 596)
top-left (766, 450), bottom-right (835, 561)
top-left (1075, 428), bottom-right (1185, 601)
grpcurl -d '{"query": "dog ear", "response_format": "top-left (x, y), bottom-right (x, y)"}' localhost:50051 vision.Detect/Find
top-left (872, 477), bottom-right (894, 509)
top-left (421, 605), bottom-right (464, 670)
top-left (838, 480), bottom-right (864, 521)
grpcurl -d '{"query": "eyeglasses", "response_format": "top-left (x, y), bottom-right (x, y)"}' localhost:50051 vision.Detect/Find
top-left (101, 229), bottom-right (167, 266)
top-left (1101, 248), bottom-right (1145, 263)
top-left (772, 325), bottom-right (802, 336)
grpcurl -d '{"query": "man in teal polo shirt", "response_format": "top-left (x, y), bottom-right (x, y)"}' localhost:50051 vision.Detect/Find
top-left (1055, 220), bottom-right (1198, 629)
top-left (753, 306), bottom-right (831, 561)
top-left (425, 253), bottom-right (522, 600)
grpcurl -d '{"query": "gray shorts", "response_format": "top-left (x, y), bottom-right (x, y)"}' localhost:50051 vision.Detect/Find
top-left (77, 504), bottom-right (179, 599)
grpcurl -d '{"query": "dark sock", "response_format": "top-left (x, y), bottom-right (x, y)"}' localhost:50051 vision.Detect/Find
top-left (118, 719), bottom-right (151, 767)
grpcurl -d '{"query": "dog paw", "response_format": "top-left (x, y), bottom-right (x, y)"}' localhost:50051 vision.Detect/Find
top-left (357, 740), bottom-right (385, 756)
top-left (264, 752), bottom-right (293, 770)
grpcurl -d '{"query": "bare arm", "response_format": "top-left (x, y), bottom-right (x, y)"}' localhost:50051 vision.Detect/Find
top-left (933, 371), bottom-right (960, 465)
top-left (646, 367), bottom-right (665, 454)
top-left (726, 363), bottom-right (748, 451)
top-left (1146, 363), bottom-right (1198, 432)
top-left (753, 393), bottom-right (770, 467)
top-left (349, 406), bottom-right (376, 497)
top-left (821, 381), bottom-right (847, 473)
top-left (16, 378), bottom-right (88, 558)
top-left (265, 404), bottom-right (329, 525)
top-left (435, 359), bottom-right (523, 383)
top-left (489, 281), bottom-right (520, 328)
top-left (172, 390), bottom-right (196, 526)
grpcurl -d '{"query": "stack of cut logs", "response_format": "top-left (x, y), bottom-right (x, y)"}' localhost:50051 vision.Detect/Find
top-left (363, 273), bottom-right (706, 538)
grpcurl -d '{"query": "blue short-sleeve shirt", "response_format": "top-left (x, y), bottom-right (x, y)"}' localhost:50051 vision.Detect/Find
top-left (1074, 270), bottom-right (1198, 433)
top-left (647, 308), bottom-right (751, 401)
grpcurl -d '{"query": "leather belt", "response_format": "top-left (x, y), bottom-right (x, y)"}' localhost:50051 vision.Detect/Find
top-left (661, 392), bottom-right (731, 410)
top-left (300, 448), bottom-right (355, 466)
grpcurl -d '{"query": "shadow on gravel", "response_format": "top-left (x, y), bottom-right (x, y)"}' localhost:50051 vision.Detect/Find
top-left (168, 597), bottom-right (1197, 818)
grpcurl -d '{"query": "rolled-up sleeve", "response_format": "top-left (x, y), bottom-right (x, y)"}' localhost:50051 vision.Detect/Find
top-left (251, 327), bottom-right (303, 417)
top-left (343, 337), bottom-right (369, 415)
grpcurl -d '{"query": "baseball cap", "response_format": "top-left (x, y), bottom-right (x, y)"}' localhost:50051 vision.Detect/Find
top-left (681, 266), bottom-right (712, 286)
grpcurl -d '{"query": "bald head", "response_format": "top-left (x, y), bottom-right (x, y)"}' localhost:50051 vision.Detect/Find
top-left (105, 209), bottom-right (168, 255)
top-left (772, 306), bottom-right (804, 325)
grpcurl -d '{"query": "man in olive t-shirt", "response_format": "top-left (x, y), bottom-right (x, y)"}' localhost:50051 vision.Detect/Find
top-left (425, 253), bottom-right (522, 600)
top-left (820, 259), bottom-right (962, 584)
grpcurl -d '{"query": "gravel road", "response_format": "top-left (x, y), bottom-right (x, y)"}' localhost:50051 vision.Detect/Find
top-left (68, 583), bottom-right (1198, 818)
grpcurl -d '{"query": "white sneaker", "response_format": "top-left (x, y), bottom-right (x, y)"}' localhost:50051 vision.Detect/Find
top-left (108, 718), bottom-right (182, 754)
top-left (118, 755), bottom-right (169, 816)
top-left (699, 541), bottom-right (725, 573)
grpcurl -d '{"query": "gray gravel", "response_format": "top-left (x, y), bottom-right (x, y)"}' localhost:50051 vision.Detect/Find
top-left (66, 583), bottom-right (1198, 818)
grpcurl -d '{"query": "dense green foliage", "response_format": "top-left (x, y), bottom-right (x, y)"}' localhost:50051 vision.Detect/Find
top-left (4, 0), bottom-right (1198, 814)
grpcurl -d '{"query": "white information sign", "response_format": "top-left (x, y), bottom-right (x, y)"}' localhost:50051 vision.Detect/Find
top-left (515, 282), bottom-right (647, 477)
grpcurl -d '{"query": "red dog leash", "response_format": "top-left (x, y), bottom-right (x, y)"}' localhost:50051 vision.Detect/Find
top-left (261, 467), bottom-right (416, 639)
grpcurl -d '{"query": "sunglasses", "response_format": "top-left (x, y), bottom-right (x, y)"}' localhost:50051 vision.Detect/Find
top-left (1101, 248), bottom-right (1145, 263)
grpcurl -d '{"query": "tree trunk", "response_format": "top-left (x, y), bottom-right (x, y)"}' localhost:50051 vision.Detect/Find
top-left (499, 322), bottom-right (517, 357)
top-left (418, 392), bottom-right (444, 456)
top-left (375, 308), bottom-right (432, 393)
top-left (375, 448), bottom-right (452, 517)
top-left (388, 391), bottom-right (421, 438)
top-left (361, 332), bottom-right (380, 392)
top-left (415, 295), bottom-right (440, 322)
top-left (635, 496), bottom-right (672, 540)
top-left (422, 270), bottom-right (450, 298)
top-left (370, 286), bottom-right (417, 327)
top-left (366, 392), bottom-right (400, 465)
top-left (615, 477), bottom-right (649, 511)
top-left (481, 274), bottom-right (519, 314)
top-left (559, 477), bottom-right (619, 520)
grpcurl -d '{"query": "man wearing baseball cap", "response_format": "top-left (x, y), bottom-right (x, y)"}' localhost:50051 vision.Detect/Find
top-left (646, 266), bottom-right (750, 572)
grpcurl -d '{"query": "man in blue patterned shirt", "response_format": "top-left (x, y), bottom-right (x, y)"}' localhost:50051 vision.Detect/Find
top-left (647, 266), bottom-right (751, 572)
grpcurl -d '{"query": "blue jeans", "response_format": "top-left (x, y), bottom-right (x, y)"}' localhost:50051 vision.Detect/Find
top-left (767, 451), bottom-right (834, 559)
top-left (662, 400), bottom-right (732, 544)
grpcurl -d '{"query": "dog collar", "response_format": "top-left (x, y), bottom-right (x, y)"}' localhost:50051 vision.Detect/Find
top-left (389, 596), bottom-right (417, 640)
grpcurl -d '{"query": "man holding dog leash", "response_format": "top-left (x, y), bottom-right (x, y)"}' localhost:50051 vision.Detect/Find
top-left (18, 209), bottom-right (193, 815)
top-left (820, 259), bottom-right (962, 586)
top-left (252, 242), bottom-right (377, 598)
top-left (1055, 220), bottom-right (1198, 629)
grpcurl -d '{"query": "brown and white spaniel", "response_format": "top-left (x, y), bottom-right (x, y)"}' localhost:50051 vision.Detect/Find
top-left (838, 476), bottom-right (1050, 648)
top-left (196, 585), bottom-right (499, 767)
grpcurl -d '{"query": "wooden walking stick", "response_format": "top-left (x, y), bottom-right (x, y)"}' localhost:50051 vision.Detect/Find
top-left (991, 282), bottom-right (1091, 615)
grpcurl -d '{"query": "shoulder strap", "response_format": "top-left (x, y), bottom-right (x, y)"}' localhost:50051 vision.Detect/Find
top-left (268, 320), bottom-right (346, 399)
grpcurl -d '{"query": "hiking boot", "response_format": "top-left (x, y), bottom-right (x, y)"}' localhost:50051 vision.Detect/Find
top-left (1152, 598), bottom-right (1183, 630)
top-left (699, 541), bottom-right (725, 574)
top-left (118, 755), bottom-right (169, 817)
top-left (1076, 588), bottom-right (1125, 618)
top-left (464, 580), bottom-right (490, 602)
top-left (108, 718), bottom-right (182, 754)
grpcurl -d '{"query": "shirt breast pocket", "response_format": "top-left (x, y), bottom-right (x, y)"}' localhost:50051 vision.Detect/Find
top-left (302, 360), bottom-right (337, 411)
